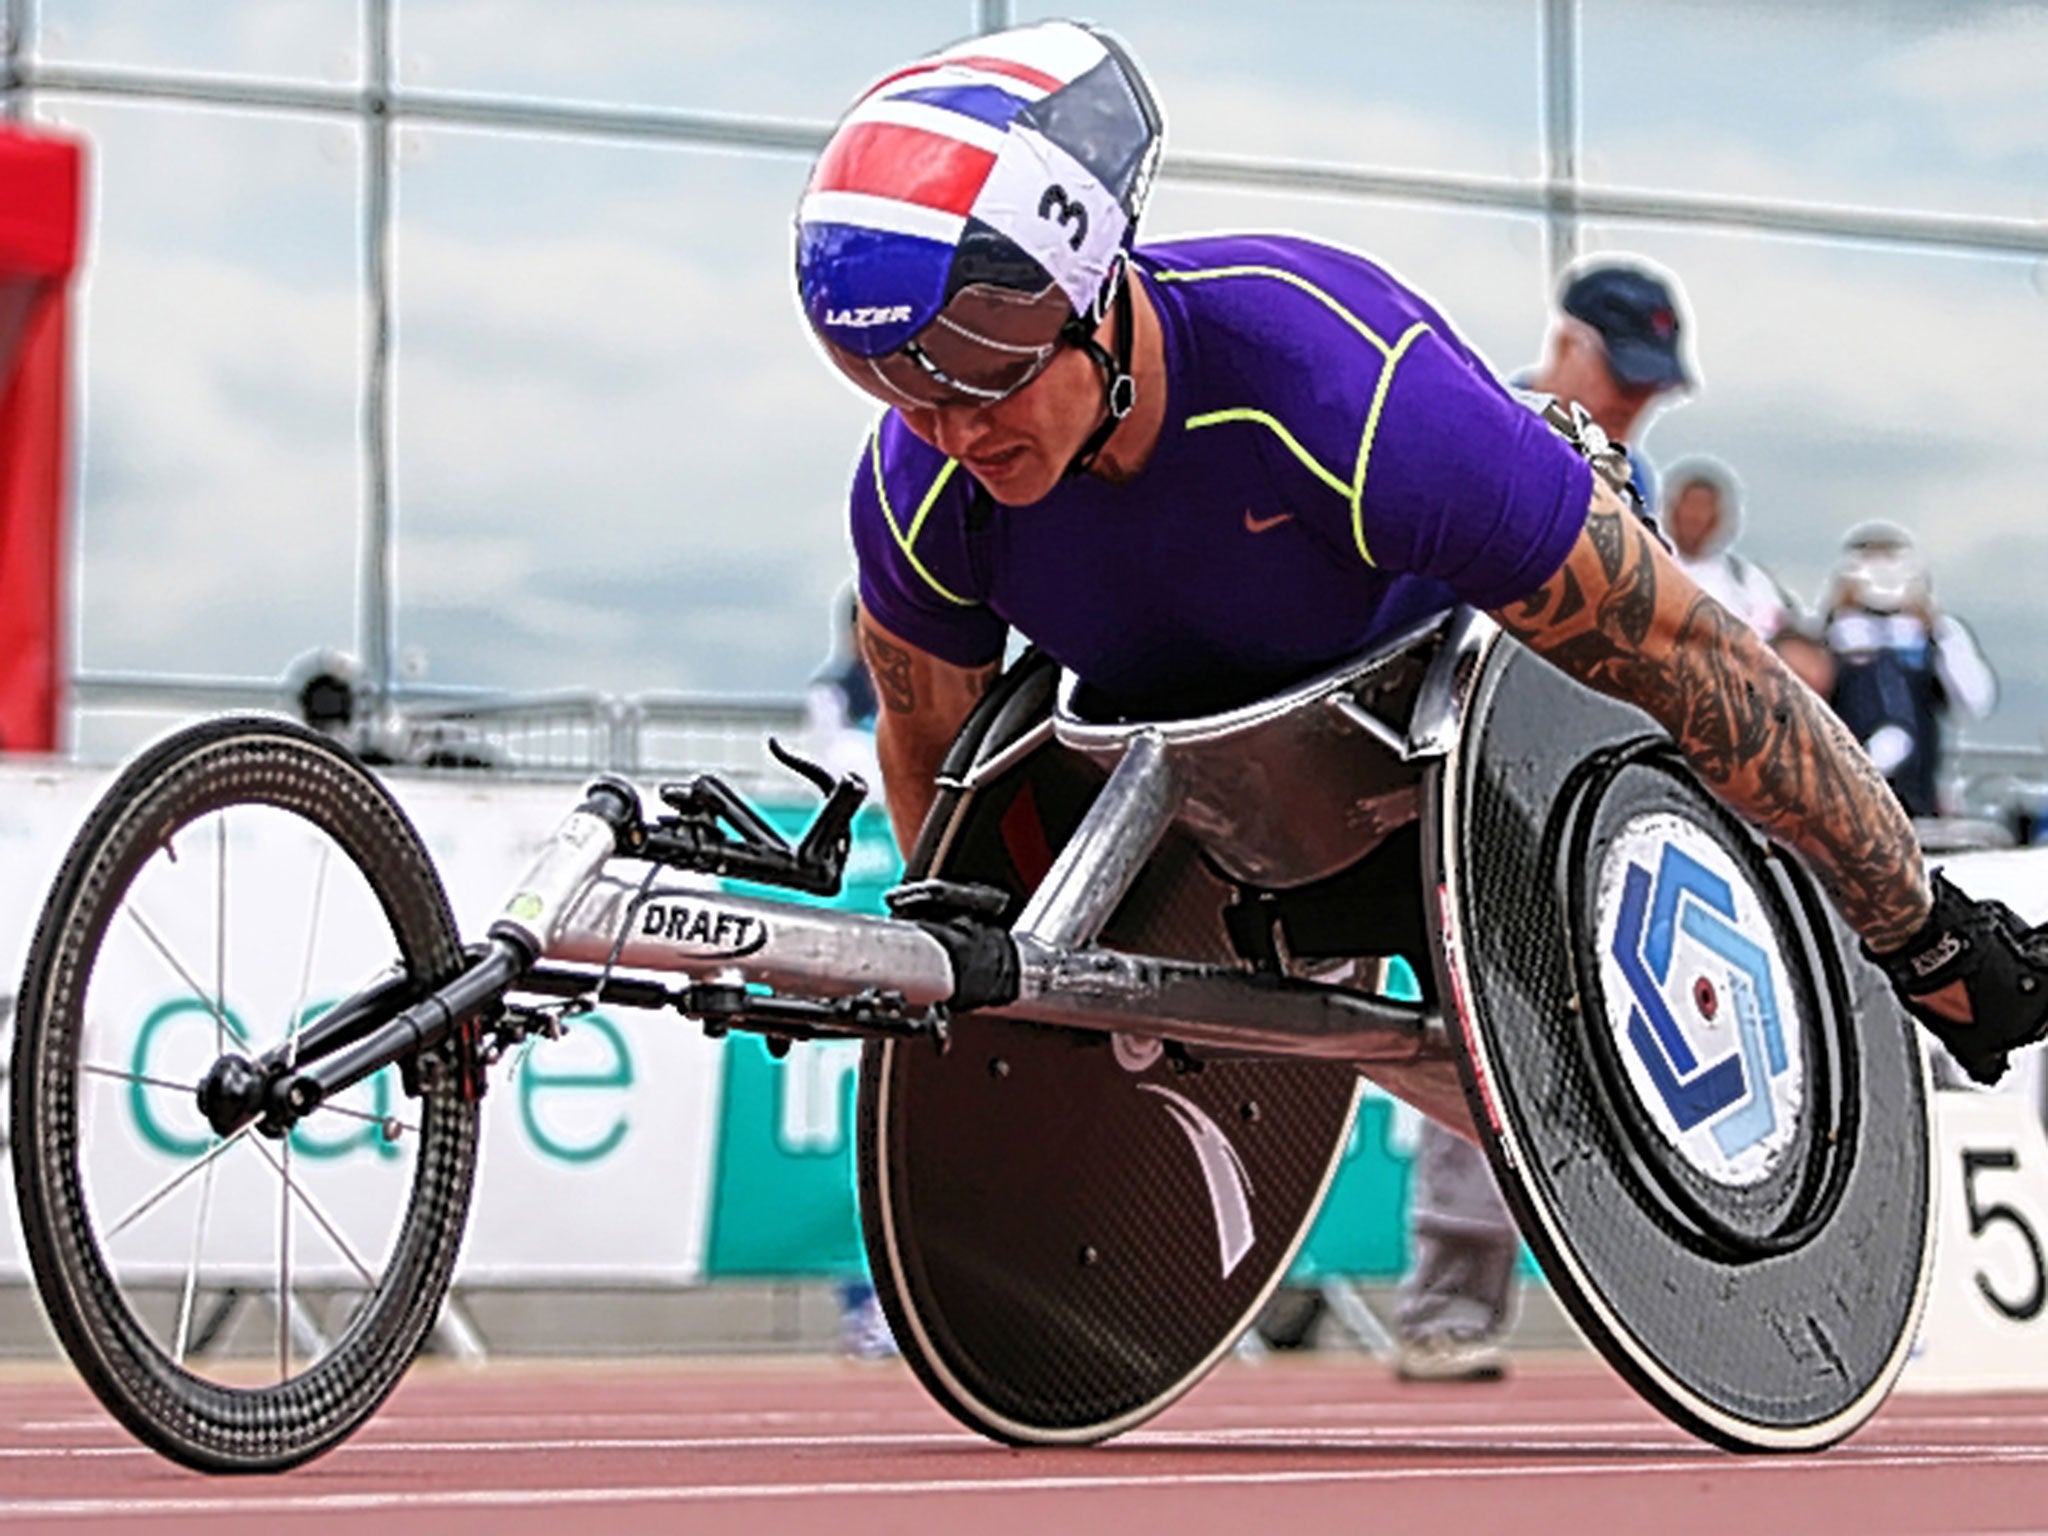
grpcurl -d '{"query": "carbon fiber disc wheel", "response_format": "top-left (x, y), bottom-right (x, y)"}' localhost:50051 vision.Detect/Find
top-left (859, 692), bottom-right (1358, 1446)
top-left (1430, 642), bottom-right (1934, 1452)
top-left (11, 717), bottom-right (478, 1472)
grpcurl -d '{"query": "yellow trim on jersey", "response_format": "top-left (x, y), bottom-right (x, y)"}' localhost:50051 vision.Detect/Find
top-left (1154, 263), bottom-right (1401, 357)
top-left (870, 429), bottom-right (975, 607)
top-left (1349, 321), bottom-right (1432, 565)
top-left (1182, 409), bottom-right (1351, 500)
top-left (1158, 264), bottom-right (1434, 568)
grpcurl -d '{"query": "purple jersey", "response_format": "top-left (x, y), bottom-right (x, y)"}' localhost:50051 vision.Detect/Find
top-left (850, 233), bottom-right (1592, 718)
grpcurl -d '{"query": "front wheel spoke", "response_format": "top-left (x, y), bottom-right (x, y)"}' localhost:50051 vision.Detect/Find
top-left (172, 1156), bottom-right (219, 1365)
top-left (105, 1128), bottom-right (251, 1243)
top-left (83, 1063), bottom-right (417, 1139)
top-left (277, 1138), bottom-right (291, 1380)
top-left (305, 1099), bottom-right (418, 1139)
top-left (83, 1062), bottom-right (195, 1096)
top-left (283, 842), bottom-right (334, 1069)
top-left (124, 905), bottom-right (239, 1045)
top-left (242, 1132), bottom-right (381, 1289)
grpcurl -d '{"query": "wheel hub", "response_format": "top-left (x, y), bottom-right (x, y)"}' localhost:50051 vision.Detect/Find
top-left (194, 1051), bottom-right (268, 1139)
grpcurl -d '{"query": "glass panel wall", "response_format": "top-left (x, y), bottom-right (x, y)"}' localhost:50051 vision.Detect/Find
top-left (1018, 0), bottom-right (1543, 178)
top-left (12, 0), bottom-right (2045, 757)
top-left (392, 128), bottom-right (875, 695)
top-left (36, 1), bottom-right (363, 85)
top-left (1580, 0), bottom-right (2048, 221)
top-left (34, 98), bottom-right (362, 682)
top-left (394, 0), bottom-right (971, 118)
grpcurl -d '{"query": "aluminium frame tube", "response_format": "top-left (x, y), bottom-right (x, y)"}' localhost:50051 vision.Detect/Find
top-left (997, 933), bottom-right (1453, 1066)
top-left (1013, 728), bottom-right (1179, 951)
top-left (544, 872), bottom-right (1455, 1071)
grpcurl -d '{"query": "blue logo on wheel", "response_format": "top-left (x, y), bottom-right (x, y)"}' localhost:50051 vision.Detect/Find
top-left (1608, 842), bottom-right (1791, 1162)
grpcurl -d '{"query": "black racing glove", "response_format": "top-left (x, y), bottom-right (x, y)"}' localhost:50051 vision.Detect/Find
top-left (1865, 871), bottom-right (2048, 1086)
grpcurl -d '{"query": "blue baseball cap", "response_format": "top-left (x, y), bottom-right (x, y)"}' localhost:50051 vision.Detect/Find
top-left (1560, 262), bottom-right (1692, 392)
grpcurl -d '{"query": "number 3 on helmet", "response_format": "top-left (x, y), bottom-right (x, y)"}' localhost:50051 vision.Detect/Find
top-left (794, 20), bottom-right (1164, 413)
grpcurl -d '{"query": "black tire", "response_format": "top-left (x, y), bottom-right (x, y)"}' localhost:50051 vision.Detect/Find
top-left (11, 716), bottom-right (478, 1472)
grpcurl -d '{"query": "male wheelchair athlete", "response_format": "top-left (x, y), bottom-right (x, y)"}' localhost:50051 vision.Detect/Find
top-left (9, 607), bottom-right (1933, 1472)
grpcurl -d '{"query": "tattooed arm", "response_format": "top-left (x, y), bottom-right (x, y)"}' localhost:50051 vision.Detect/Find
top-left (1489, 479), bottom-right (1932, 952)
top-left (858, 607), bottom-right (999, 857)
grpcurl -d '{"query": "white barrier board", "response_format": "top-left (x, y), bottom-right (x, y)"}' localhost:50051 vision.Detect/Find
top-left (1902, 1089), bottom-right (2048, 1393)
top-left (0, 755), bottom-right (727, 1286)
top-left (10, 758), bottom-right (2048, 1300)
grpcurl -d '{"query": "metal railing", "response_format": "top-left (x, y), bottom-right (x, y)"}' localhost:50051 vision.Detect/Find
top-left (401, 690), bottom-right (807, 782)
top-left (73, 660), bottom-right (2048, 847)
top-left (70, 669), bottom-right (806, 782)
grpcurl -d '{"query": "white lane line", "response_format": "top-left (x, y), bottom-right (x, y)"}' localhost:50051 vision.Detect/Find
top-left (10, 1447), bottom-right (2048, 1521)
top-left (0, 1428), bottom-right (2034, 1463)
top-left (24, 1406), bottom-right (1636, 1437)
top-left (0, 1434), bottom-right (971, 1460)
top-left (0, 1409), bottom-right (1637, 1438)
top-left (0, 1424), bottom-right (1711, 1458)
top-left (15, 1409), bottom-right (927, 1435)
top-left (20, 1398), bottom-right (2041, 1439)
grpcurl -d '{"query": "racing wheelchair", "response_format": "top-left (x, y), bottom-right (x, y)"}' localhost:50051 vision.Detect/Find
top-left (8, 607), bottom-right (1933, 1471)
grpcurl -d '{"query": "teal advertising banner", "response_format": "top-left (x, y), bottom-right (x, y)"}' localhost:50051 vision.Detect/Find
top-left (702, 1034), bottom-right (867, 1278)
top-left (701, 802), bottom-right (895, 1278)
top-left (1288, 1090), bottom-right (1420, 1279)
top-left (1292, 958), bottom-right (1427, 1278)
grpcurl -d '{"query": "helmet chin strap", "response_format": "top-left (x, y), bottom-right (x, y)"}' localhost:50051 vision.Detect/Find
top-left (1061, 259), bottom-right (1137, 480)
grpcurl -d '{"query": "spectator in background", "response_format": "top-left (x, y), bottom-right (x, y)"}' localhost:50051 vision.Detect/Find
top-left (806, 588), bottom-right (882, 789)
top-left (1661, 458), bottom-right (1835, 697)
top-left (1518, 257), bottom-right (1693, 512)
top-left (1393, 255), bottom-right (1697, 1385)
top-left (1824, 522), bottom-right (1995, 820)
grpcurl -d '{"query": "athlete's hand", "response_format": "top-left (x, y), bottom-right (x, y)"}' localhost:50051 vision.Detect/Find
top-left (1865, 872), bottom-right (2048, 1085)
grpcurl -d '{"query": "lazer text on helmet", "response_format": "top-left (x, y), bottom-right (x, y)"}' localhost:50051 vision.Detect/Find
top-left (825, 305), bottom-right (914, 328)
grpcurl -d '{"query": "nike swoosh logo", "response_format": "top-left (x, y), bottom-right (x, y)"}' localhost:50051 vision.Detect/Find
top-left (1244, 510), bottom-right (1295, 534)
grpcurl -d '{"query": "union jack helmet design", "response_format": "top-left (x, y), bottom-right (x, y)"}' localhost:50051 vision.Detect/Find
top-left (796, 20), bottom-right (1163, 409)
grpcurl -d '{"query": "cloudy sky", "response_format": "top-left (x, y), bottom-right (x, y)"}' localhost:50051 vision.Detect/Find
top-left (18, 1), bottom-right (2048, 746)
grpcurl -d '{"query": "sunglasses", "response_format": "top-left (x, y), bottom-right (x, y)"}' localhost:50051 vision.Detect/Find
top-left (823, 280), bottom-right (1076, 410)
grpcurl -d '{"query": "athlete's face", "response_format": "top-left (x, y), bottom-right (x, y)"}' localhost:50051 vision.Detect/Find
top-left (894, 342), bottom-right (1104, 507)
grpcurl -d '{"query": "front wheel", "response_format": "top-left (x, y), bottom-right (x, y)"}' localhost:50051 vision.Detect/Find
top-left (11, 717), bottom-right (478, 1472)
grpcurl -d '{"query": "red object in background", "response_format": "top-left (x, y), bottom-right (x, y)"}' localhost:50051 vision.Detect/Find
top-left (0, 125), bottom-right (83, 753)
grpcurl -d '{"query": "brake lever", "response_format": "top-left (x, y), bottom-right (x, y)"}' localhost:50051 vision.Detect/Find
top-left (767, 736), bottom-right (870, 894)
top-left (767, 736), bottom-right (836, 796)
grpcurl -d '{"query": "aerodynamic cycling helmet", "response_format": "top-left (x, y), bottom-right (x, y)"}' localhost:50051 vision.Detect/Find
top-left (795, 19), bottom-right (1163, 443)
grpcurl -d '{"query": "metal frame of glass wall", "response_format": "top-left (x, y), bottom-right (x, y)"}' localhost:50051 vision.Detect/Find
top-left (4, 0), bottom-right (2046, 746)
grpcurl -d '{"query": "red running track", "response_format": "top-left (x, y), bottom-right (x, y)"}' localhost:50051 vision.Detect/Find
top-left (3, 1356), bottom-right (2047, 1535)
